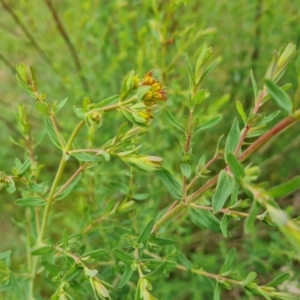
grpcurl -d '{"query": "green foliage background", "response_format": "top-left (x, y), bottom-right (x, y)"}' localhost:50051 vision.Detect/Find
top-left (1, 0), bottom-right (300, 299)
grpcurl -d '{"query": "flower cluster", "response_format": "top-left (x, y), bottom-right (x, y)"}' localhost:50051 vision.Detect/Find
top-left (140, 72), bottom-right (167, 106)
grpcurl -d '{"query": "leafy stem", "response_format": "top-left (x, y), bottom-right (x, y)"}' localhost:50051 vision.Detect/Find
top-left (153, 110), bottom-right (300, 232)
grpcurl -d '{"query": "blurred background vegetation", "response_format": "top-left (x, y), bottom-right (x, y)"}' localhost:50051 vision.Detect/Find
top-left (1, 0), bottom-right (300, 299)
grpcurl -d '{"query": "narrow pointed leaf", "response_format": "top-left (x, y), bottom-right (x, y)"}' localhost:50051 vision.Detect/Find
top-left (31, 246), bottom-right (53, 256)
top-left (44, 117), bottom-right (65, 149)
top-left (14, 196), bottom-right (46, 207)
top-left (242, 271), bottom-right (257, 286)
top-left (55, 173), bottom-right (82, 200)
top-left (189, 207), bottom-right (222, 234)
top-left (83, 249), bottom-right (109, 259)
top-left (137, 219), bottom-right (154, 245)
top-left (226, 153), bottom-right (245, 182)
top-left (194, 115), bottom-right (223, 134)
top-left (55, 97), bottom-right (68, 113)
top-left (225, 118), bottom-right (240, 161)
top-left (219, 248), bottom-right (236, 275)
top-left (236, 101), bottom-right (248, 125)
top-left (113, 249), bottom-right (134, 265)
top-left (265, 80), bottom-right (293, 114)
top-left (214, 281), bottom-right (221, 300)
top-left (250, 70), bottom-right (258, 99)
top-left (156, 169), bottom-right (183, 199)
top-left (118, 265), bottom-right (134, 288)
top-left (180, 164), bottom-right (191, 177)
top-left (266, 273), bottom-right (290, 287)
top-left (212, 170), bottom-right (235, 212)
top-left (244, 200), bottom-right (259, 234)
top-left (144, 261), bottom-right (167, 280)
top-left (165, 110), bottom-right (184, 131)
top-left (267, 176), bottom-right (300, 198)
top-left (178, 253), bottom-right (193, 270)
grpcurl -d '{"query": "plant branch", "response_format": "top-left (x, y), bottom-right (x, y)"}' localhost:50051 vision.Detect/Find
top-left (190, 203), bottom-right (263, 219)
top-left (153, 110), bottom-right (300, 232)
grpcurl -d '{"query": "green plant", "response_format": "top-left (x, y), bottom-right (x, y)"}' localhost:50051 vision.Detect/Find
top-left (1, 43), bottom-right (300, 300)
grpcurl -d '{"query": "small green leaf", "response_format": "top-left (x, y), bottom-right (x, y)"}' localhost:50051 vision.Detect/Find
top-left (267, 176), bottom-right (300, 198)
top-left (44, 117), bottom-right (65, 149)
top-left (0, 250), bottom-right (11, 260)
top-left (137, 219), bottom-right (155, 245)
top-left (266, 273), bottom-right (290, 287)
top-left (71, 152), bottom-right (102, 163)
top-left (226, 153), bottom-right (245, 182)
top-left (225, 118), bottom-right (240, 161)
top-left (55, 97), bottom-right (68, 113)
top-left (73, 107), bottom-right (86, 120)
top-left (5, 178), bottom-right (16, 194)
top-left (236, 101), bottom-right (248, 125)
top-left (150, 237), bottom-right (175, 246)
top-left (55, 173), bottom-right (82, 201)
top-left (185, 54), bottom-right (195, 92)
top-left (271, 292), bottom-right (300, 300)
top-left (190, 89), bottom-right (206, 109)
top-left (244, 200), bottom-right (259, 234)
top-left (214, 134), bottom-right (224, 157)
top-left (137, 86), bottom-right (151, 102)
top-left (180, 164), bottom-right (191, 178)
top-left (220, 214), bottom-right (230, 237)
top-left (118, 265), bottom-right (134, 288)
top-left (256, 110), bottom-right (280, 126)
top-left (165, 110), bottom-right (184, 132)
top-left (144, 261), bottom-right (168, 280)
top-left (156, 168), bottom-right (183, 199)
top-left (94, 95), bottom-right (119, 108)
top-left (214, 281), bottom-right (221, 300)
top-left (14, 196), bottom-right (46, 207)
top-left (194, 115), bottom-right (223, 134)
top-left (241, 271), bottom-right (257, 286)
top-left (64, 265), bottom-right (83, 282)
top-left (113, 249), bottom-right (134, 265)
top-left (219, 248), bottom-right (236, 275)
top-left (178, 253), bottom-right (193, 270)
top-left (265, 80), bottom-right (293, 114)
top-left (132, 193), bottom-right (149, 201)
top-left (250, 70), bottom-right (258, 99)
top-left (31, 246), bottom-right (53, 256)
top-left (18, 158), bottom-right (31, 176)
top-left (189, 207), bottom-right (222, 234)
top-left (83, 249), bottom-right (108, 259)
top-left (41, 261), bottom-right (61, 276)
top-left (212, 170), bottom-right (235, 213)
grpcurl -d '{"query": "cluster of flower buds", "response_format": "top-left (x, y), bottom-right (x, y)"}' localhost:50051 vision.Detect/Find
top-left (139, 72), bottom-right (167, 106)
top-left (124, 71), bottom-right (166, 125)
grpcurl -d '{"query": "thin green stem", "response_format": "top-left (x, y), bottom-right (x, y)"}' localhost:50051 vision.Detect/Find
top-left (30, 120), bottom-right (85, 297)
top-left (190, 203), bottom-right (263, 219)
top-left (53, 165), bottom-right (85, 199)
top-left (90, 96), bottom-right (137, 114)
top-left (143, 250), bottom-right (240, 285)
top-left (50, 115), bottom-right (65, 148)
top-left (187, 154), bottom-right (219, 191)
top-left (182, 110), bottom-right (194, 201)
